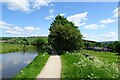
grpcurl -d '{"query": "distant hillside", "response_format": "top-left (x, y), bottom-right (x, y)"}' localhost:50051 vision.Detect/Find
top-left (1, 37), bottom-right (116, 44)
top-left (99, 41), bottom-right (117, 44)
top-left (82, 39), bottom-right (97, 43)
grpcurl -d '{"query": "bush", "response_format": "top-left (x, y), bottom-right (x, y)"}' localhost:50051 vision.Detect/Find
top-left (35, 38), bottom-right (47, 50)
top-left (115, 41), bottom-right (120, 55)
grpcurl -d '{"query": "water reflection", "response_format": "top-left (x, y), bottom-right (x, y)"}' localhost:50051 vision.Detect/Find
top-left (0, 50), bottom-right (38, 78)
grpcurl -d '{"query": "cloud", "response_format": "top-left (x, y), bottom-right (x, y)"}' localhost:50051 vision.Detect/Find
top-left (45, 8), bottom-right (54, 20)
top-left (99, 18), bottom-right (115, 24)
top-left (49, 9), bottom-right (54, 15)
top-left (98, 32), bottom-right (118, 41)
top-left (49, 3), bottom-right (54, 7)
top-left (112, 7), bottom-right (120, 17)
top-left (82, 33), bottom-right (97, 41)
top-left (60, 13), bottom-right (66, 16)
top-left (24, 26), bottom-right (41, 32)
top-left (45, 15), bottom-right (54, 20)
top-left (99, 32), bottom-right (117, 39)
top-left (83, 24), bottom-right (105, 29)
top-left (1, 21), bottom-right (41, 36)
top-left (14, 26), bottom-right (24, 32)
top-left (1, 0), bottom-right (51, 12)
top-left (2, 0), bottom-right (30, 12)
top-left (5, 30), bottom-right (21, 35)
top-left (67, 12), bottom-right (88, 27)
top-left (32, 0), bottom-right (50, 9)
top-left (0, 21), bottom-right (13, 29)
top-left (83, 32), bottom-right (118, 42)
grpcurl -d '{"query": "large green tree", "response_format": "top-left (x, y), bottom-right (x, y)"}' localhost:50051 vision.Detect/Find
top-left (48, 15), bottom-right (83, 52)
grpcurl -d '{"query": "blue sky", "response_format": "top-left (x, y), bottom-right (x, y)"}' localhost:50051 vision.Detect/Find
top-left (0, 1), bottom-right (119, 42)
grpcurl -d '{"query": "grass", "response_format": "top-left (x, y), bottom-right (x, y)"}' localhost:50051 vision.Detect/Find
top-left (0, 43), bottom-right (36, 54)
top-left (15, 52), bottom-right (49, 79)
top-left (61, 50), bottom-right (119, 79)
top-left (80, 50), bottom-right (119, 64)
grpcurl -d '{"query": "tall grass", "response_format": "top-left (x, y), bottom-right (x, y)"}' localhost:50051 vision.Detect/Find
top-left (61, 51), bottom-right (119, 79)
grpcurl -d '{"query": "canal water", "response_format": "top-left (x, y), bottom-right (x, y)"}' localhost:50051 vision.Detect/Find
top-left (0, 51), bottom-right (38, 79)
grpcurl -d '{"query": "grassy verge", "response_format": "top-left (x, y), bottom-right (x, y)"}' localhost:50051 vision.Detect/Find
top-left (15, 52), bottom-right (49, 79)
top-left (61, 50), bottom-right (119, 78)
top-left (0, 43), bottom-right (36, 54)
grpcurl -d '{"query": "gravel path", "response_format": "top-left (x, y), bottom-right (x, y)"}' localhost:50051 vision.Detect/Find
top-left (36, 55), bottom-right (61, 78)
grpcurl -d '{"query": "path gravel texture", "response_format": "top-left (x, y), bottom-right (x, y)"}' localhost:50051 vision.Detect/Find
top-left (36, 55), bottom-right (61, 79)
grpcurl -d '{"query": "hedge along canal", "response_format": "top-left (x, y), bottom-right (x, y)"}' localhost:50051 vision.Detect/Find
top-left (1, 50), bottom-right (38, 79)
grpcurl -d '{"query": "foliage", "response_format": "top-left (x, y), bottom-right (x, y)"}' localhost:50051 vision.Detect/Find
top-left (61, 50), bottom-right (119, 78)
top-left (114, 41), bottom-right (120, 54)
top-left (106, 41), bottom-right (120, 54)
top-left (95, 43), bottom-right (103, 47)
top-left (84, 42), bottom-right (95, 48)
top-left (48, 15), bottom-right (83, 52)
top-left (1, 37), bottom-right (48, 45)
top-left (35, 38), bottom-right (47, 49)
top-left (15, 52), bottom-right (49, 79)
top-left (107, 42), bottom-right (115, 50)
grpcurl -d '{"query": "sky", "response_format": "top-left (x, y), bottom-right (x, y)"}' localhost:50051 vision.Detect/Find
top-left (0, 0), bottom-right (119, 42)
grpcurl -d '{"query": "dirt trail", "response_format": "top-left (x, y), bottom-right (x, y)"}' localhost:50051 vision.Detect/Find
top-left (36, 55), bottom-right (61, 78)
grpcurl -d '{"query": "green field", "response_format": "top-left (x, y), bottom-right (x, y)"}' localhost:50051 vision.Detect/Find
top-left (61, 50), bottom-right (119, 78)
top-left (15, 52), bottom-right (49, 79)
top-left (1, 43), bottom-right (23, 54)
top-left (0, 37), bottom-right (48, 54)
top-left (0, 43), bottom-right (36, 54)
top-left (80, 50), bottom-right (119, 64)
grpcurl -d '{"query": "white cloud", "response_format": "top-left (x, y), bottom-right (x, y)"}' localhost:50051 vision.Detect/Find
top-left (60, 13), bottom-right (66, 16)
top-left (99, 32), bottom-right (118, 39)
top-left (1, 21), bottom-right (41, 36)
top-left (1, 0), bottom-right (51, 12)
top-left (32, 0), bottom-right (50, 9)
top-left (82, 33), bottom-right (97, 41)
top-left (5, 30), bottom-right (21, 35)
top-left (2, 0), bottom-right (30, 12)
top-left (98, 32), bottom-right (118, 41)
top-left (49, 9), bottom-right (54, 15)
top-left (24, 26), bottom-right (41, 32)
top-left (49, 3), bottom-right (54, 7)
top-left (0, 21), bottom-right (12, 29)
top-left (83, 32), bottom-right (118, 42)
top-left (112, 7), bottom-right (120, 17)
top-left (67, 12), bottom-right (88, 27)
top-left (83, 24), bottom-right (105, 29)
top-left (99, 18), bottom-right (115, 24)
top-left (45, 15), bottom-right (54, 20)
top-left (13, 26), bottom-right (23, 32)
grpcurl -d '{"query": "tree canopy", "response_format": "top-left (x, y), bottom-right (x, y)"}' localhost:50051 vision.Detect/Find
top-left (48, 15), bottom-right (83, 52)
